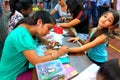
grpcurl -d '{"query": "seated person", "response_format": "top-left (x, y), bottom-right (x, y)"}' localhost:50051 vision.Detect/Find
top-left (97, 58), bottom-right (120, 80)
top-left (50, 0), bottom-right (71, 22)
top-left (0, 10), bottom-right (69, 80)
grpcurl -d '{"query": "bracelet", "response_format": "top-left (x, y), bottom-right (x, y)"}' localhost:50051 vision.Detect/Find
top-left (50, 53), bottom-right (55, 60)
top-left (67, 48), bottom-right (70, 53)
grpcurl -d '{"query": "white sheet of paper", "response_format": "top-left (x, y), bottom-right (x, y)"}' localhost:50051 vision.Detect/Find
top-left (71, 64), bottom-right (100, 80)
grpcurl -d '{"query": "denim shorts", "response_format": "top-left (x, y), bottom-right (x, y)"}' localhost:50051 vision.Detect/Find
top-left (77, 33), bottom-right (89, 41)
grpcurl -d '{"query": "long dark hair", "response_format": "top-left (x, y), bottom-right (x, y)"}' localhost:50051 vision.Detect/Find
top-left (90, 10), bottom-right (119, 41)
top-left (9, 0), bottom-right (33, 17)
top-left (97, 59), bottom-right (120, 80)
top-left (66, 0), bottom-right (84, 18)
top-left (15, 10), bottom-right (56, 28)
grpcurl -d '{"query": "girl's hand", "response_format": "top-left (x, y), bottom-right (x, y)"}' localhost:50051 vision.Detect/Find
top-left (67, 37), bottom-right (79, 43)
top-left (57, 46), bottom-right (69, 56)
top-left (60, 17), bottom-right (66, 22)
top-left (47, 41), bottom-right (59, 49)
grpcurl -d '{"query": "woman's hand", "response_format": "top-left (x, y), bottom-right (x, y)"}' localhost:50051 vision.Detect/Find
top-left (67, 37), bottom-right (79, 43)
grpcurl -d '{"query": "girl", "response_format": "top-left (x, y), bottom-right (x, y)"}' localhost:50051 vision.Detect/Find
top-left (68, 10), bottom-right (119, 66)
top-left (50, 0), bottom-right (71, 21)
top-left (58, 0), bottom-right (89, 41)
top-left (0, 0), bottom-right (33, 59)
top-left (8, 0), bottom-right (33, 33)
top-left (97, 59), bottom-right (120, 80)
top-left (0, 10), bottom-right (69, 80)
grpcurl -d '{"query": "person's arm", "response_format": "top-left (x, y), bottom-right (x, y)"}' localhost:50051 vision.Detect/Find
top-left (68, 34), bottom-right (107, 53)
top-left (23, 46), bottom-right (69, 66)
top-left (57, 18), bottom-right (80, 28)
top-left (50, 3), bottom-right (58, 15)
top-left (50, 9), bottom-right (57, 15)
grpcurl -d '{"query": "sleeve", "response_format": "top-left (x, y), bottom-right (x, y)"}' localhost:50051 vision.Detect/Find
top-left (54, 4), bottom-right (59, 11)
top-left (89, 28), bottom-right (96, 38)
top-left (14, 29), bottom-right (36, 52)
top-left (76, 10), bottom-right (88, 22)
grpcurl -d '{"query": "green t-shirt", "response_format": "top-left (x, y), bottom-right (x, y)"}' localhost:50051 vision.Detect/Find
top-left (0, 26), bottom-right (37, 80)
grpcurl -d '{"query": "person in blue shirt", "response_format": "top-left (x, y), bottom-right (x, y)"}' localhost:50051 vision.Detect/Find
top-left (67, 10), bottom-right (119, 66)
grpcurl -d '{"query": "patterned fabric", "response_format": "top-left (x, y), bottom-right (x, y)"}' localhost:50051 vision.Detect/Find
top-left (8, 10), bottom-right (24, 33)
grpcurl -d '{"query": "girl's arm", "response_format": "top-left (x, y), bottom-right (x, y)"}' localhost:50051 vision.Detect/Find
top-left (57, 18), bottom-right (80, 28)
top-left (50, 9), bottom-right (57, 15)
top-left (68, 34), bottom-right (107, 53)
top-left (23, 46), bottom-right (69, 66)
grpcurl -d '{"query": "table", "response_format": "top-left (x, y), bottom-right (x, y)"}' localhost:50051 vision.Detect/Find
top-left (61, 36), bottom-right (92, 73)
top-left (44, 28), bottom-right (93, 73)
top-left (69, 55), bottom-right (92, 73)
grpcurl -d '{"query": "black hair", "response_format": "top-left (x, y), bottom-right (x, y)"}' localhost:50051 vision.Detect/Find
top-left (90, 10), bottom-right (119, 41)
top-left (9, 0), bottom-right (33, 17)
top-left (15, 10), bottom-right (56, 28)
top-left (66, 0), bottom-right (84, 18)
top-left (97, 59), bottom-right (120, 80)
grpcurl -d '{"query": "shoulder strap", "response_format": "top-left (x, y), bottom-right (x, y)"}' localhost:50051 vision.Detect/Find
top-left (76, 10), bottom-right (83, 19)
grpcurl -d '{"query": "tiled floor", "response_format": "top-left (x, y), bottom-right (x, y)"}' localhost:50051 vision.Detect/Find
top-left (107, 28), bottom-right (120, 60)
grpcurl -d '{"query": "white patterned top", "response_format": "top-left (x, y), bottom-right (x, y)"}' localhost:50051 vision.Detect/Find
top-left (8, 10), bottom-right (24, 33)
